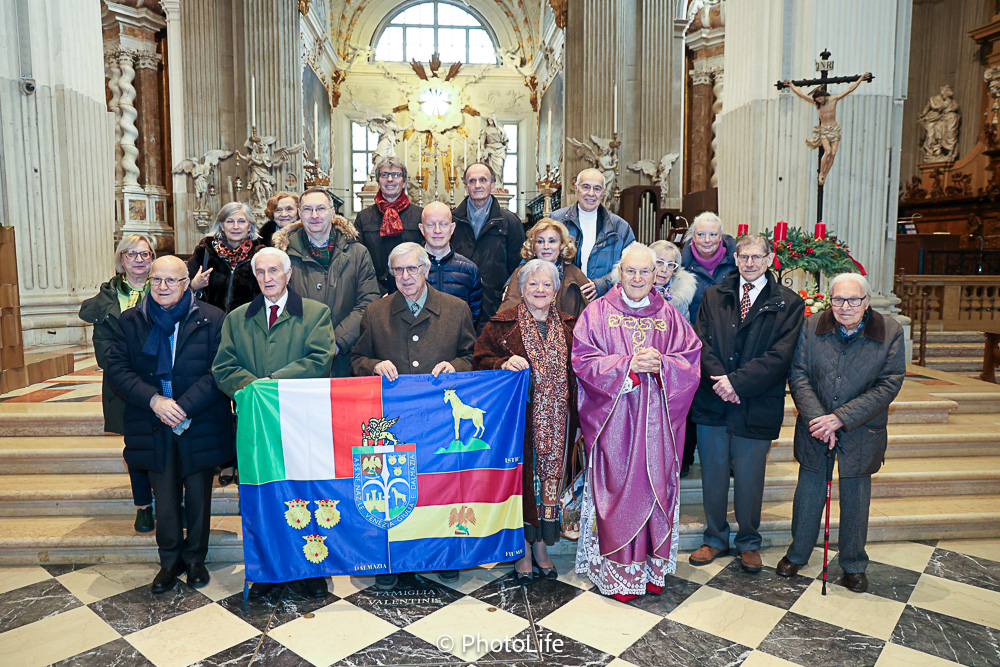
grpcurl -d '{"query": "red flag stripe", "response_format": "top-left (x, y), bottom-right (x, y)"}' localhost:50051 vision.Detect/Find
top-left (415, 466), bottom-right (522, 506)
top-left (329, 377), bottom-right (383, 479)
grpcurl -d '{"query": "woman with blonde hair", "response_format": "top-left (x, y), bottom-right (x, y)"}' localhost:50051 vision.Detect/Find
top-left (79, 233), bottom-right (157, 532)
top-left (500, 218), bottom-right (593, 318)
top-left (260, 191), bottom-right (299, 246)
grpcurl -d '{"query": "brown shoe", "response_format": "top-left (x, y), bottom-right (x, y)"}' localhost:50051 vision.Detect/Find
top-left (739, 550), bottom-right (762, 573)
top-left (775, 556), bottom-right (800, 577)
top-left (842, 572), bottom-right (868, 593)
top-left (689, 545), bottom-right (726, 566)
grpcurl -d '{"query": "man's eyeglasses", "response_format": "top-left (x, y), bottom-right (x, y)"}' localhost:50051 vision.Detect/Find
top-left (379, 171), bottom-right (404, 180)
top-left (579, 184), bottom-right (604, 193)
top-left (830, 296), bottom-right (867, 307)
top-left (655, 259), bottom-right (679, 270)
top-left (150, 276), bottom-right (188, 287)
top-left (735, 254), bottom-right (769, 264)
top-left (391, 265), bottom-right (423, 277)
top-left (622, 268), bottom-right (653, 278)
top-left (123, 250), bottom-right (152, 260)
top-left (301, 206), bottom-right (330, 215)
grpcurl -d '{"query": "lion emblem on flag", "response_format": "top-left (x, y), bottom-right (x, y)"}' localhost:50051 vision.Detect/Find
top-left (314, 499), bottom-right (341, 528)
top-left (284, 499), bottom-right (311, 529)
top-left (303, 534), bottom-right (328, 563)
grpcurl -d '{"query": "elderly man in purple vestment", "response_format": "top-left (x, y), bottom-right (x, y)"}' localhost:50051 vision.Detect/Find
top-left (572, 242), bottom-right (702, 602)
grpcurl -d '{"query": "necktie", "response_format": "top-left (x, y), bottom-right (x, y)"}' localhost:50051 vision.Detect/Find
top-left (740, 283), bottom-right (753, 321)
top-left (410, 302), bottom-right (420, 317)
top-left (268, 304), bottom-right (279, 328)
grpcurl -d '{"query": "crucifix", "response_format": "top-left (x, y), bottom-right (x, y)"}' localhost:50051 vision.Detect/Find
top-left (776, 50), bottom-right (873, 224)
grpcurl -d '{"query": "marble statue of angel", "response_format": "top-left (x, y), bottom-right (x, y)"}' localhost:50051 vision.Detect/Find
top-left (479, 116), bottom-right (509, 183)
top-left (236, 136), bottom-right (305, 210)
top-left (627, 152), bottom-right (680, 207)
top-left (172, 149), bottom-right (233, 208)
top-left (568, 135), bottom-right (618, 200)
top-left (352, 101), bottom-right (411, 180)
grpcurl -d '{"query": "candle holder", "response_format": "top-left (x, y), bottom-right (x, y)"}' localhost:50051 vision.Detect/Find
top-left (447, 173), bottom-right (457, 207)
top-left (610, 131), bottom-right (622, 208)
top-left (415, 174), bottom-right (426, 206)
top-left (535, 163), bottom-right (561, 216)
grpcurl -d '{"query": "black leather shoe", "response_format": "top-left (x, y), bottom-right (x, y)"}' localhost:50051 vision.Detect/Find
top-left (248, 582), bottom-right (275, 599)
top-left (151, 565), bottom-right (182, 594)
top-left (375, 574), bottom-right (398, 591)
top-left (134, 506), bottom-right (154, 533)
top-left (842, 572), bottom-right (868, 593)
top-left (775, 556), bottom-right (800, 578)
top-left (532, 556), bottom-right (558, 581)
top-left (218, 466), bottom-right (237, 487)
top-left (303, 576), bottom-right (328, 599)
top-left (680, 463), bottom-right (691, 478)
top-left (187, 563), bottom-right (210, 588)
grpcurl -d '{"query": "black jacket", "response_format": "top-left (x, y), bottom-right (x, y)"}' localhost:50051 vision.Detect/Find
top-left (186, 237), bottom-right (265, 313)
top-left (692, 271), bottom-right (805, 440)
top-left (355, 201), bottom-right (425, 294)
top-left (451, 196), bottom-right (525, 329)
top-left (428, 249), bottom-right (482, 325)
top-left (106, 294), bottom-right (235, 478)
top-left (79, 277), bottom-right (129, 434)
top-left (259, 220), bottom-right (279, 247)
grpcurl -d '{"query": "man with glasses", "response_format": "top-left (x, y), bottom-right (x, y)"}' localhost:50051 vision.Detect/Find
top-left (351, 241), bottom-right (476, 590)
top-left (689, 235), bottom-right (805, 573)
top-left (451, 162), bottom-right (525, 330)
top-left (356, 156), bottom-right (425, 294)
top-left (551, 168), bottom-right (635, 299)
top-left (106, 256), bottom-right (234, 594)
top-left (273, 187), bottom-right (379, 378)
top-left (420, 201), bottom-right (482, 325)
top-left (777, 273), bottom-right (905, 593)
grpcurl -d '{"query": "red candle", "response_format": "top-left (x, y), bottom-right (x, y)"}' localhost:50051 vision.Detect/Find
top-left (774, 220), bottom-right (788, 242)
top-left (814, 221), bottom-right (827, 240)
top-left (737, 223), bottom-right (749, 237)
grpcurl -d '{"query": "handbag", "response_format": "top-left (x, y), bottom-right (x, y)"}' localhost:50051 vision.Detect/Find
top-left (559, 432), bottom-right (587, 540)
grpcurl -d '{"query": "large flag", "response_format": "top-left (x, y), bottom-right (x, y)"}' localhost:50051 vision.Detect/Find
top-left (234, 369), bottom-right (529, 583)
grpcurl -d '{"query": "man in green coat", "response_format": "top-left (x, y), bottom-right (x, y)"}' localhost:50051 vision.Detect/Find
top-left (212, 246), bottom-right (336, 599)
top-left (273, 187), bottom-right (380, 378)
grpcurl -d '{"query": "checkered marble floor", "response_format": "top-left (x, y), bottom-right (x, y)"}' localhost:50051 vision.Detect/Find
top-left (1, 539), bottom-right (998, 666)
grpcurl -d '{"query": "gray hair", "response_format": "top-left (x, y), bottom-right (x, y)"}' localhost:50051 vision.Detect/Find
top-left (388, 242), bottom-right (431, 273)
top-left (683, 211), bottom-right (722, 245)
top-left (375, 156), bottom-right (407, 182)
top-left (829, 272), bottom-right (871, 297)
top-left (735, 234), bottom-right (772, 255)
top-left (114, 233), bottom-right (157, 274)
top-left (251, 247), bottom-right (291, 274)
top-left (518, 259), bottom-right (562, 294)
top-left (620, 241), bottom-right (658, 266)
top-left (211, 201), bottom-right (259, 240)
top-left (648, 239), bottom-right (681, 264)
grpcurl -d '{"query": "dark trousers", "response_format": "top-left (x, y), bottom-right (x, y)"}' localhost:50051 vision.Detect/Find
top-left (683, 417), bottom-right (697, 469)
top-left (128, 466), bottom-right (153, 507)
top-left (148, 434), bottom-right (215, 570)
top-left (785, 454), bottom-right (872, 573)
top-left (696, 425), bottom-right (771, 553)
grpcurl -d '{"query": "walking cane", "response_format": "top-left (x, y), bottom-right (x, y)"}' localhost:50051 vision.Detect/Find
top-left (822, 445), bottom-right (836, 596)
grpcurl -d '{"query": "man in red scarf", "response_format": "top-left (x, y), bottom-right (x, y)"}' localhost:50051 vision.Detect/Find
top-left (355, 156), bottom-right (425, 295)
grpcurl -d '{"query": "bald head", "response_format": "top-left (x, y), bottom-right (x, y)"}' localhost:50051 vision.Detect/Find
top-left (421, 201), bottom-right (452, 222)
top-left (577, 168), bottom-right (605, 186)
top-left (575, 169), bottom-right (606, 213)
top-left (149, 255), bottom-right (190, 309)
top-left (419, 201), bottom-right (457, 256)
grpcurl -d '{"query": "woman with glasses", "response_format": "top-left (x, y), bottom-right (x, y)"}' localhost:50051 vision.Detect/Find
top-left (259, 191), bottom-right (299, 247)
top-left (612, 240), bottom-right (697, 322)
top-left (681, 211), bottom-right (737, 322)
top-left (475, 259), bottom-right (577, 584)
top-left (79, 233), bottom-right (157, 533)
top-left (500, 218), bottom-right (594, 319)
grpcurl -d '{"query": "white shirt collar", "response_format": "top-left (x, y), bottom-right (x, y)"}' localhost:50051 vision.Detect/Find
top-left (265, 290), bottom-right (289, 312)
top-left (739, 274), bottom-right (768, 293)
top-left (622, 293), bottom-right (651, 309)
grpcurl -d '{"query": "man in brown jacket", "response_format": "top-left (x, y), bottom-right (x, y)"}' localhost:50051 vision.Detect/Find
top-left (273, 188), bottom-right (380, 377)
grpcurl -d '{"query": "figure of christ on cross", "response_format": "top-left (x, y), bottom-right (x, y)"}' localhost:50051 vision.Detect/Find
top-left (782, 72), bottom-right (873, 186)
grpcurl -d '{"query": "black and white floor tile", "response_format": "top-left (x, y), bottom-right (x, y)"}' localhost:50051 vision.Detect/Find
top-left (1, 539), bottom-right (999, 666)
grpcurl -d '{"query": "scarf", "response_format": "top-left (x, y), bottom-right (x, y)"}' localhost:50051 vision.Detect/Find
top-left (116, 274), bottom-right (148, 309)
top-left (142, 289), bottom-right (192, 377)
top-left (375, 190), bottom-right (410, 237)
top-left (692, 241), bottom-right (726, 275)
top-left (212, 236), bottom-right (254, 268)
top-left (517, 302), bottom-right (569, 521)
top-left (656, 278), bottom-right (674, 301)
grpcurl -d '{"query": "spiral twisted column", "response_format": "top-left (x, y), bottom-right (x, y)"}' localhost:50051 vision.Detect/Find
top-left (116, 48), bottom-right (140, 187)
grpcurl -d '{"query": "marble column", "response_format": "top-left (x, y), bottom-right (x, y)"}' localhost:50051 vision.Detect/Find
top-left (685, 3), bottom-right (725, 198)
top-left (0, 0), bottom-right (115, 345)
top-left (687, 70), bottom-right (715, 193)
top-left (716, 0), bottom-right (912, 297)
top-left (159, 0), bottom-right (189, 251)
top-left (710, 69), bottom-right (723, 188)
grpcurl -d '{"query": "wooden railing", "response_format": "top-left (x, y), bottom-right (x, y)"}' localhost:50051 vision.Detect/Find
top-left (895, 272), bottom-right (1000, 366)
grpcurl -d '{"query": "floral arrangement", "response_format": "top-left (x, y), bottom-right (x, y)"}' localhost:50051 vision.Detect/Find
top-left (762, 227), bottom-right (865, 281)
top-left (798, 287), bottom-right (830, 317)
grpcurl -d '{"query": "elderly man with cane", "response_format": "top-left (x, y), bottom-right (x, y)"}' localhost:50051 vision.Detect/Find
top-left (776, 273), bottom-right (905, 593)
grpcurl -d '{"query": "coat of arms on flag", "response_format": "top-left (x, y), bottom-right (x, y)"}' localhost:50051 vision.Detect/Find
top-left (234, 370), bottom-right (529, 583)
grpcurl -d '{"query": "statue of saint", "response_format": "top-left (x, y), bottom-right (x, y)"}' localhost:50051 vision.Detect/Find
top-left (479, 116), bottom-right (509, 185)
top-left (784, 73), bottom-right (872, 185)
top-left (918, 86), bottom-right (960, 163)
top-left (236, 136), bottom-right (304, 211)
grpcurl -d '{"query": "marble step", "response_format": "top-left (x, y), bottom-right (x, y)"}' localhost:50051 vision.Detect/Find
top-left (921, 357), bottom-right (985, 373)
top-left (912, 342), bottom-right (983, 359)
top-left (0, 405), bottom-right (105, 437)
top-left (3, 494), bottom-right (998, 565)
top-left (0, 474), bottom-right (241, 516)
top-left (0, 436), bottom-right (127, 474)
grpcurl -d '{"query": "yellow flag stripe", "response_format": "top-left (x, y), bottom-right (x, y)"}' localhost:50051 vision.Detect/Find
top-left (387, 498), bottom-right (522, 542)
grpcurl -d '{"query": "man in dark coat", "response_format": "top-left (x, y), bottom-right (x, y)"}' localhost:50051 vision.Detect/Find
top-left (451, 162), bottom-right (525, 329)
top-left (355, 156), bottom-right (424, 295)
top-left (420, 201), bottom-right (482, 324)
top-left (106, 256), bottom-right (234, 594)
top-left (689, 236), bottom-right (805, 573)
top-left (213, 247), bottom-right (337, 600)
top-left (351, 242), bottom-right (476, 591)
top-left (777, 273), bottom-right (905, 593)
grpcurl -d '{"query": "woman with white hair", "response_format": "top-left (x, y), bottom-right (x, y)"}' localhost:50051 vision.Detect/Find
top-left (187, 201), bottom-right (266, 314)
top-left (681, 211), bottom-right (737, 321)
top-left (475, 259), bottom-right (577, 584)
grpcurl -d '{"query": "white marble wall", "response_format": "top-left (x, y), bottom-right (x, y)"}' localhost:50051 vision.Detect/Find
top-left (717, 0), bottom-right (912, 296)
top-left (0, 0), bottom-right (115, 345)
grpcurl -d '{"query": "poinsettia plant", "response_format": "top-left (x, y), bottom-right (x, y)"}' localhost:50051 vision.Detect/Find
top-left (798, 287), bottom-right (830, 317)
top-left (762, 227), bottom-right (865, 282)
